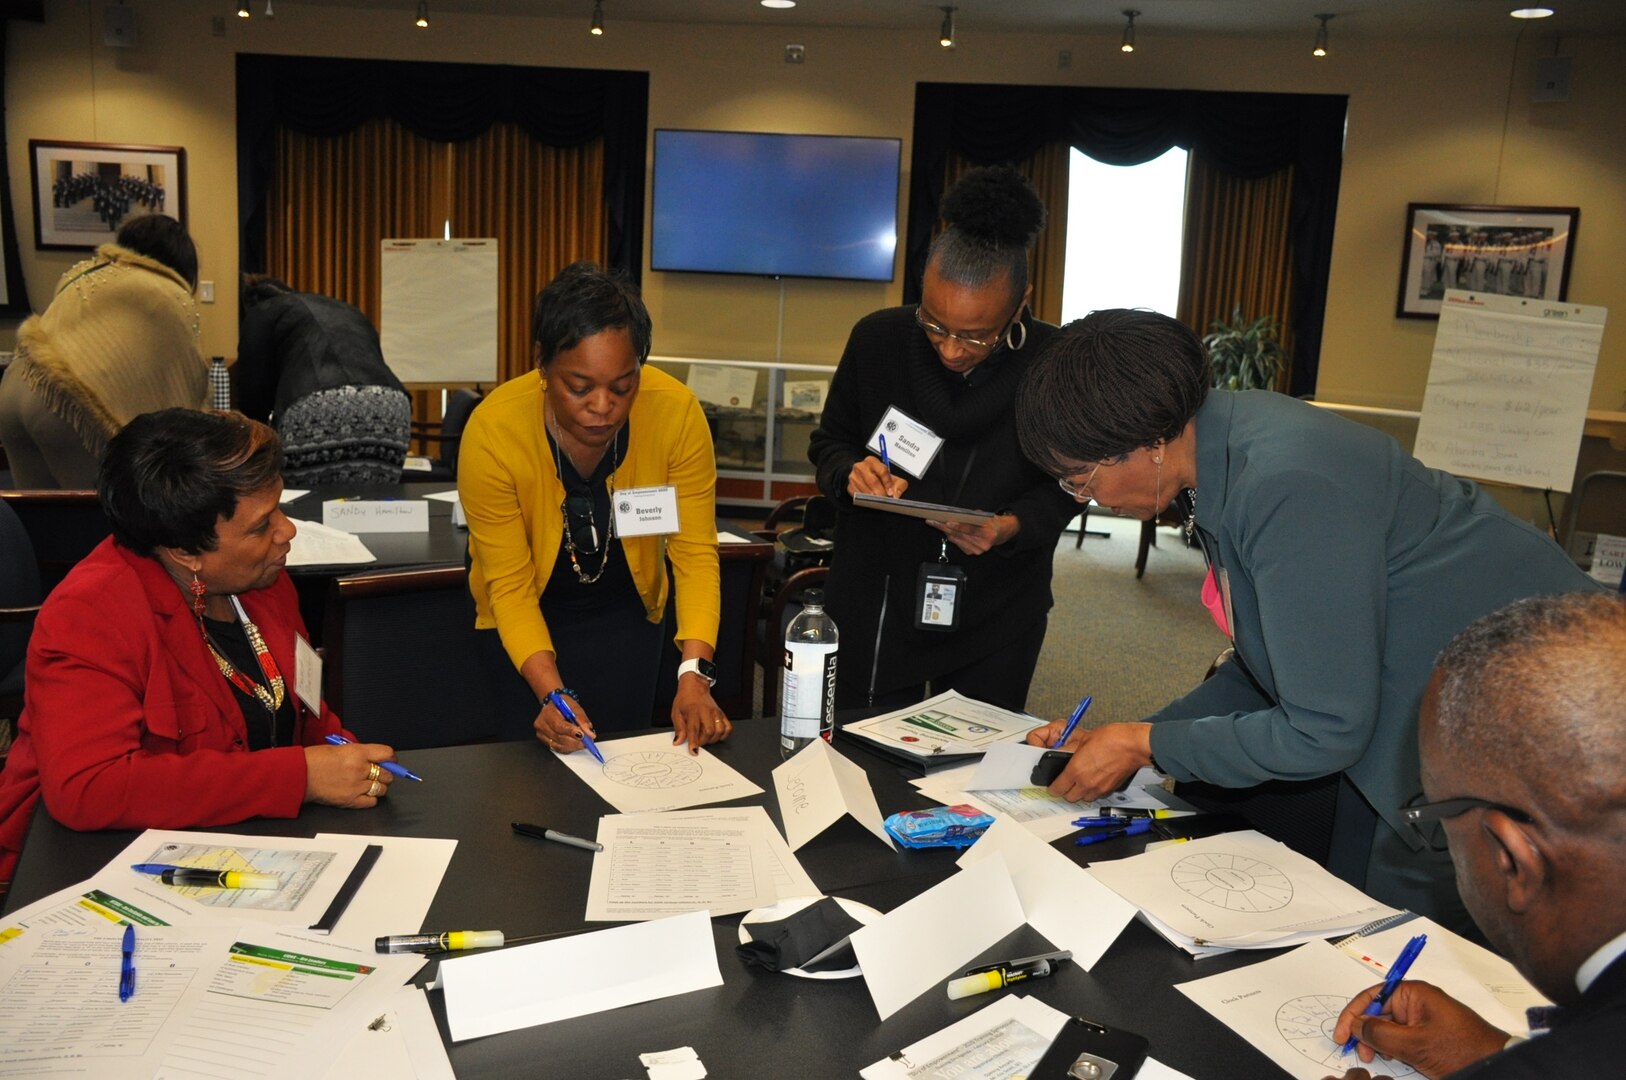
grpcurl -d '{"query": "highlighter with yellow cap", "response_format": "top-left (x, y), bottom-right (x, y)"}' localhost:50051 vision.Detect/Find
top-left (374, 931), bottom-right (506, 954)
top-left (131, 863), bottom-right (280, 889)
top-left (946, 949), bottom-right (1071, 1000)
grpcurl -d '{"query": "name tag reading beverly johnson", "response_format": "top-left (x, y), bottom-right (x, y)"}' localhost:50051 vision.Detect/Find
top-left (613, 485), bottom-right (681, 537)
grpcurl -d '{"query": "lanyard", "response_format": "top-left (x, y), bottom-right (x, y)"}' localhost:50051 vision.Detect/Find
top-left (202, 595), bottom-right (287, 716)
top-left (935, 445), bottom-right (981, 563)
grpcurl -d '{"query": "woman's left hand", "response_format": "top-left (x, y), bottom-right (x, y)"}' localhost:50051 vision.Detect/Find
top-left (671, 679), bottom-right (732, 754)
top-left (928, 513), bottom-right (1018, 556)
top-left (1046, 722), bottom-right (1153, 802)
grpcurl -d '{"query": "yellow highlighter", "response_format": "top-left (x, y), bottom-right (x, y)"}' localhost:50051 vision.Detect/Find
top-left (946, 949), bottom-right (1071, 1000)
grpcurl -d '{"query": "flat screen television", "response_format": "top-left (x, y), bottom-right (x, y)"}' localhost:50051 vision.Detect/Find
top-left (651, 129), bottom-right (901, 282)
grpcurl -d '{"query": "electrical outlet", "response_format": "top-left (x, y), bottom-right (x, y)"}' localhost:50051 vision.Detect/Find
top-left (199, 281), bottom-right (215, 304)
top-left (785, 43), bottom-right (805, 64)
top-left (1058, 49), bottom-right (1072, 70)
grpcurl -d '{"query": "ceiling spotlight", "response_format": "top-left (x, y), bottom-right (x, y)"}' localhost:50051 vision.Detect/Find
top-left (591, 0), bottom-right (604, 35)
top-left (264, 0), bottom-right (274, 17)
top-left (415, 1), bottom-right (428, 28)
top-left (939, 7), bottom-right (955, 49)
top-left (1509, 7), bottom-right (1555, 17)
top-left (237, 3), bottom-right (250, 17)
top-left (1313, 13), bottom-right (1332, 58)
top-left (1120, 10), bottom-right (1139, 54)
top-left (760, 0), bottom-right (796, 8)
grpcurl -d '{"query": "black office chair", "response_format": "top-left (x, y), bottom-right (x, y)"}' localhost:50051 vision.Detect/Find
top-left (320, 565), bottom-right (498, 750)
top-left (413, 389), bottom-right (482, 483)
top-left (0, 490), bottom-right (111, 595)
top-left (0, 499), bottom-right (45, 758)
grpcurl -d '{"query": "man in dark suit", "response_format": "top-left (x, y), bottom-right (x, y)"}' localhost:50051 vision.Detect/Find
top-left (1327, 591), bottom-right (1626, 1080)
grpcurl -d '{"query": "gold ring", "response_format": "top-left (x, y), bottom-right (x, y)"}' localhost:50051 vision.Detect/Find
top-left (367, 763), bottom-right (382, 782)
top-left (367, 780), bottom-right (384, 798)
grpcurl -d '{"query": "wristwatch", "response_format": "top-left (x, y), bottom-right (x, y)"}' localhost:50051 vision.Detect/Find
top-left (677, 657), bottom-right (717, 687)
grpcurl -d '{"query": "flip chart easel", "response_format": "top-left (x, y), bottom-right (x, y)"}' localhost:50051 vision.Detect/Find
top-left (379, 238), bottom-right (499, 383)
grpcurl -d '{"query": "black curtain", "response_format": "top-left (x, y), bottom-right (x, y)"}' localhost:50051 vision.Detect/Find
top-left (236, 54), bottom-right (648, 283)
top-left (0, 22), bottom-right (31, 317)
top-left (909, 83), bottom-right (1346, 396)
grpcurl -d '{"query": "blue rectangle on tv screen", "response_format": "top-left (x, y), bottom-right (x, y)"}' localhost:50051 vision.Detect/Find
top-left (652, 129), bottom-right (901, 282)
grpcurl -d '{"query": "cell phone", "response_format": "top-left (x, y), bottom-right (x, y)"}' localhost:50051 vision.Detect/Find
top-left (1030, 750), bottom-right (1072, 787)
top-left (1031, 1016), bottom-right (1148, 1080)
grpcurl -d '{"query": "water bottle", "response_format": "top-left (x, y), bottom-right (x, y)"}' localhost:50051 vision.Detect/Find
top-left (780, 588), bottom-right (838, 759)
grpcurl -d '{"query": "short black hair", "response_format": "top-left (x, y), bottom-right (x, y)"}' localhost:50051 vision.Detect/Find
top-left (240, 274), bottom-right (292, 313)
top-left (1016, 309), bottom-right (1210, 474)
top-left (926, 166), bottom-right (1047, 307)
top-left (531, 261), bottom-right (652, 370)
top-left (116, 214), bottom-right (199, 291)
top-left (99, 409), bottom-right (285, 556)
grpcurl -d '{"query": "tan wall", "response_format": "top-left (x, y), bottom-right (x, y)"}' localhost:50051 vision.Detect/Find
top-left (7, 2), bottom-right (1625, 422)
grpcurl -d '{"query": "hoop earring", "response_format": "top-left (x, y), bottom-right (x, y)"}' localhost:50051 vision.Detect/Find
top-left (190, 573), bottom-right (207, 619)
top-left (1005, 317), bottom-right (1028, 352)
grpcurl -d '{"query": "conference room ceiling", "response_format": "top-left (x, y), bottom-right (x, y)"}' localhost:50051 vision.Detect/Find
top-left (314, 1), bottom-right (1626, 37)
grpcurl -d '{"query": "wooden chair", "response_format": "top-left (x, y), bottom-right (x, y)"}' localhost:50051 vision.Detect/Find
top-left (320, 565), bottom-right (498, 750)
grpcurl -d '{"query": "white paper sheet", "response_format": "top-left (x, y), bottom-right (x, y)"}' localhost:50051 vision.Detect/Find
top-left (420, 489), bottom-right (461, 503)
top-left (956, 817), bottom-right (1136, 970)
top-left (848, 854), bottom-right (1028, 1021)
top-left (966, 742), bottom-right (1050, 790)
top-left (772, 738), bottom-right (893, 850)
top-left (437, 909), bottom-right (723, 1041)
top-left (287, 518), bottom-right (377, 566)
top-left (915, 764), bottom-right (1177, 843)
top-left (841, 690), bottom-right (1045, 760)
top-left (312, 834), bottom-right (457, 950)
top-left (279, 488), bottom-right (311, 504)
top-left (1087, 830), bottom-right (1397, 949)
top-left (585, 810), bottom-right (780, 921)
top-left (859, 994), bottom-right (1071, 1079)
top-left (554, 731), bottom-right (763, 813)
top-left (617, 806), bottom-right (819, 900)
top-left (96, 831), bottom-right (372, 929)
top-left (1178, 939), bottom-right (1428, 1080)
top-left (323, 985), bottom-right (456, 1080)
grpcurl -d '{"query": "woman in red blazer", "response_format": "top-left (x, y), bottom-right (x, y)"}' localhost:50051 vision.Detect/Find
top-left (0, 409), bottom-right (398, 883)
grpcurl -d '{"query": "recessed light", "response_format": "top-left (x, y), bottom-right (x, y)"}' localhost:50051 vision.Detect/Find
top-left (1510, 7), bottom-right (1555, 18)
top-left (761, 0), bottom-right (797, 9)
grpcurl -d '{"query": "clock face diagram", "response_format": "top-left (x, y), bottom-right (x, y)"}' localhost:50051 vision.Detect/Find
top-left (601, 751), bottom-right (704, 790)
top-left (1275, 995), bottom-right (1418, 1074)
top-left (1170, 851), bottom-right (1294, 912)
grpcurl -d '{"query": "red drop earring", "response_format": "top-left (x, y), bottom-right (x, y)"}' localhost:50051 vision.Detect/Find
top-left (190, 573), bottom-right (207, 618)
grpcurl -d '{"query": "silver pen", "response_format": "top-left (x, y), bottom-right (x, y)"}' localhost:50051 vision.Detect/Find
top-left (511, 821), bottom-right (603, 852)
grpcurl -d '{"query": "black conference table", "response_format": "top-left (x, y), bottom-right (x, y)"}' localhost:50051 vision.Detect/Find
top-left (4, 729), bottom-right (1295, 1080)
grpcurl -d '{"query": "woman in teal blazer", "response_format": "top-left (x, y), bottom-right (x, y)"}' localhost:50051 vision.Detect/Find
top-left (1015, 308), bottom-right (1599, 930)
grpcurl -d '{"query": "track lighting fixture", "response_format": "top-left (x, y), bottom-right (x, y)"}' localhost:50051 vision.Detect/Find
top-left (265, 0), bottom-right (275, 18)
top-left (416, 1), bottom-right (428, 28)
top-left (1313, 14), bottom-right (1332, 58)
top-left (237, 3), bottom-right (250, 17)
top-left (939, 7), bottom-right (955, 49)
top-left (1120, 10), bottom-right (1138, 54)
top-left (591, 0), bottom-right (604, 35)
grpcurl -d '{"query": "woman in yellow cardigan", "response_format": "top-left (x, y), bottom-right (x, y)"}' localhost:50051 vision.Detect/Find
top-left (459, 262), bottom-right (729, 751)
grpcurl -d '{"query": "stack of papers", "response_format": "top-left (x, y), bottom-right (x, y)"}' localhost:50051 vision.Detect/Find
top-left (914, 758), bottom-right (1183, 842)
top-left (1087, 830), bottom-right (1398, 954)
top-left (841, 690), bottom-right (1045, 761)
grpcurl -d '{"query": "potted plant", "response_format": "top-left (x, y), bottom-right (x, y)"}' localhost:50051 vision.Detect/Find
top-left (1204, 305), bottom-right (1289, 391)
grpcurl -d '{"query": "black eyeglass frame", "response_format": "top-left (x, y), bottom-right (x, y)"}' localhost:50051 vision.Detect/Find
top-left (1399, 793), bottom-right (1534, 852)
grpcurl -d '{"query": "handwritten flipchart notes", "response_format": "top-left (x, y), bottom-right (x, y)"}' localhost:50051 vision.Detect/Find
top-left (321, 499), bottom-right (430, 533)
top-left (1414, 289), bottom-right (1607, 491)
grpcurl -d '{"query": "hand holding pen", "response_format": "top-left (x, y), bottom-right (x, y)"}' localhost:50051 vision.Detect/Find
top-left (305, 737), bottom-right (401, 807)
top-left (1341, 934), bottom-right (1428, 1054)
top-left (539, 688), bottom-right (604, 763)
top-left (846, 444), bottom-right (908, 500)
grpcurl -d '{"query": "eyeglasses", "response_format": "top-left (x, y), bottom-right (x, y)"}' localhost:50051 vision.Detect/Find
top-left (914, 304), bottom-right (1019, 352)
top-left (1400, 792), bottom-right (1534, 852)
top-left (1057, 461), bottom-right (1104, 501)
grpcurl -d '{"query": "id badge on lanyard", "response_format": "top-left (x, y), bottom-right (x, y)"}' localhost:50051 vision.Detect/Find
top-left (913, 446), bottom-right (980, 632)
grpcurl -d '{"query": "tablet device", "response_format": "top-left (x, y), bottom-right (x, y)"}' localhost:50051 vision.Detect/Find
top-left (852, 492), bottom-right (995, 526)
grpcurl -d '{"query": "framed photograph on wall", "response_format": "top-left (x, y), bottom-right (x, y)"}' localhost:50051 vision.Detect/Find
top-left (29, 140), bottom-right (186, 250)
top-left (1397, 203), bottom-right (1578, 319)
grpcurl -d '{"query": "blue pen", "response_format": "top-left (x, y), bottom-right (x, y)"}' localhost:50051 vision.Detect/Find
top-left (1342, 933), bottom-right (1428, 1054)
top-left (1052, 694), bottom-right (1093, 749)
top-left (1074, 819), bottom-right (1152, 846)
top-left (1071, 815), bottom-right (1121, 828)
top-left (878, 433), bottom-right (891, 471)
top-left (323, 734), bottom-right (424, 782)
top-left (119, 922), bottom-right (135, 1002)
top-left (548, 690), bottom-right (605, 764)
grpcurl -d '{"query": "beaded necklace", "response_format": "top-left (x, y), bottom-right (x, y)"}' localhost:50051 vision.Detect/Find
top-left (201, 595), bottom-right (287, 723)
top-left (551, 418), bottom-right (623, 586)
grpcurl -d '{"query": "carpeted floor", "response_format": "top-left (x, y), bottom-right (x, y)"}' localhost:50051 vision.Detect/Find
top-left (1025, 513), bottom-right (1228, 726)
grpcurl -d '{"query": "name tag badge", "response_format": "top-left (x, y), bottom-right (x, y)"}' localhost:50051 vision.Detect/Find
top-left (294, 634), bottom-right (323, 716)
top-left (868, 406), bottom-right (944, 480)
top-left (614, 485), bottom-right (681, 537)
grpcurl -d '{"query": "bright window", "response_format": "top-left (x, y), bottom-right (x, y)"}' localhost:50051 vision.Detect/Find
top-left (1060, 146), bottom-right (1189, 322)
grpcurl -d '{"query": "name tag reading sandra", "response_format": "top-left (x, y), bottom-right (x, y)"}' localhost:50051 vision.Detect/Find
top-left (613, 485), bottom-right (680, 537)
top-left (321, 499), bottom-right (429, 533)
top-left (867, 406), bottom-right (944, 479)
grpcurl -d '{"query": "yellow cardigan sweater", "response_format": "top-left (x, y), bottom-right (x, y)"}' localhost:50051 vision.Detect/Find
top-left (458, 365), bottom-right (720, 673)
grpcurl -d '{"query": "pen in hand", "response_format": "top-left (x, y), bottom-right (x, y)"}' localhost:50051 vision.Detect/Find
top-left (1051, 694), bottom-right (1093, 749)
top-left (1342, 933), bottom-right (1428, 1054)
top-left (324, 734), bottom-right (423, 782)
top-left (547, 689), bottom-right (605, 764)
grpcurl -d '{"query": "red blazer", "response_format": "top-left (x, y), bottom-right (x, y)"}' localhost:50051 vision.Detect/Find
top-left (0, 539), bottom-right (348, 881)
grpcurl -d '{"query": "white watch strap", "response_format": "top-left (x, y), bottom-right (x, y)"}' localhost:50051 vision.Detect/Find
top-left (677, 658), bottom-right (715, 686)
